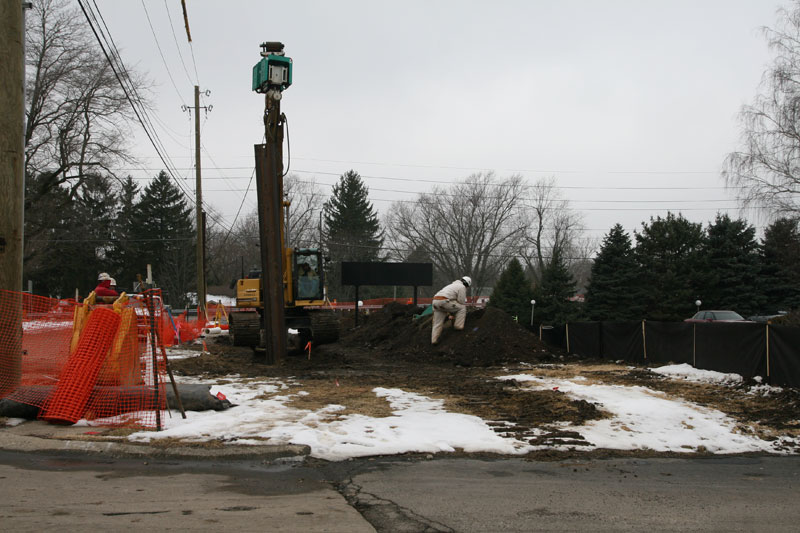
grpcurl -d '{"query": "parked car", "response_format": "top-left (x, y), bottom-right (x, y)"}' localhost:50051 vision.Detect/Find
top-left (747, 312), bottom-right (788, 323)
top-left (684, 310), bottom-right (751, 323)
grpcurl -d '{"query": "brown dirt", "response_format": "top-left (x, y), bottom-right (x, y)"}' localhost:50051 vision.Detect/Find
top-left (170, 303), bottom-right (800, 457)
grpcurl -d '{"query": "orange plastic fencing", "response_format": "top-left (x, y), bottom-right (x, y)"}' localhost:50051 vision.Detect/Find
top-left (172, 310), bottom-right (206, 343)
top-left (41, 307), bottom-right (121, 424)
top-left (0, 289), bottom-right (169, 429)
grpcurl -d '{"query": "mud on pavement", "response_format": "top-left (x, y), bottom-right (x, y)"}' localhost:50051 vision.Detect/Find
top-left (170, 303), bottom-right (800, 457)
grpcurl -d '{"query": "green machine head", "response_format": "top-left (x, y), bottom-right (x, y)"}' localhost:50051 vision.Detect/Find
top-left (252, 41), bottom-right (293, 94)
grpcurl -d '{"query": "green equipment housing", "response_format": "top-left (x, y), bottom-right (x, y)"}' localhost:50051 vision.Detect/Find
top-left (252, 54), bottom-right (292, 93)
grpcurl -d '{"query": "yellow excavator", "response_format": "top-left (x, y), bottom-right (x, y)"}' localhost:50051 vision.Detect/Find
top-left (229, 247), bottom-right (339, 349)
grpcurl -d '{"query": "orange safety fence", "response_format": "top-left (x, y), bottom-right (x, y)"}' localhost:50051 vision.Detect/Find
top-left (172, 310), bottom-right (207, 343)
top-left (0, 289), bottom-right (170, 429)
top-left (204, 302), bottom-right (230, 330)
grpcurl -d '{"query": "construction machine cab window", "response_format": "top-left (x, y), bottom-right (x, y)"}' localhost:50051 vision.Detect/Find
top-left (295, 253), bottom-right (321, 301)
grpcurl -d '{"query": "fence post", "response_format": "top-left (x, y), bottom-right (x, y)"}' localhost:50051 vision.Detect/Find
top-left (641, 320), bottom-right (647, 361)
top-left (766, 324), bottom-right (770, 382)
top-left (692, 324), bottom-right (696, 367)
top-left (566, 323), bottom-right (570, 354)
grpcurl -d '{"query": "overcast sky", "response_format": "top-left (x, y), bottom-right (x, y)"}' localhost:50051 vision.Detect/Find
top-left (94, 0), bottom-right (786, 244)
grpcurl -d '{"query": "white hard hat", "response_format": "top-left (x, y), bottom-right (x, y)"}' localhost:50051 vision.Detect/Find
top-left (461, 276), bottom-right (472, 287)
top-left (98, 272), bottom-right (111, 281)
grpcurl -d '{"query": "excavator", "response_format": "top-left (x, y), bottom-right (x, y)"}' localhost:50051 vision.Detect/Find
top-left (228, 246), bottom-right (340, 349)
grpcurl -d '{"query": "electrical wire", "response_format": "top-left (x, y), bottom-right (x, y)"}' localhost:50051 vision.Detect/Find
top-left (84, 2), bottom-right (191, 194)
top-left (109, 166), bottom-right (745, 190)
top-left (79, 0), bottom-right (233, 234)
top-left (282, 113), bottom-right (290, 177)
top-left (140, 0), bottom-right (185, 105)
top-left (163, 0), bottom-right (196, 86)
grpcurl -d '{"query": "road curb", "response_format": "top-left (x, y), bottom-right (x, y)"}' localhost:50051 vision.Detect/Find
top-left (0, 425), bottom-right (310, 460)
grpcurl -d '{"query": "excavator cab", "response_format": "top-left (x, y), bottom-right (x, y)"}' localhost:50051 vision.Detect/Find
top-left (292, 249), bottom-right (323, 304)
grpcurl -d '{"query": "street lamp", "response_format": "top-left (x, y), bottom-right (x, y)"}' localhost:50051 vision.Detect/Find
top-left (530, 299), bottom-right (536, 326)
top-left (695, 299), bottom-right (702, 313)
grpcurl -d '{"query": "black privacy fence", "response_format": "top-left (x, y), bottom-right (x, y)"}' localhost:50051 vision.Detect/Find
top-left (538, 321), bottom-right (800, 389)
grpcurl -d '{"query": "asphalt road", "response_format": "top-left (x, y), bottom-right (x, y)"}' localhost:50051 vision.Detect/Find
top-left (0, 450), bottom-right (373, 531)
top-left (343, 455), bottom-right (800, 532)
top-left (1, 451), bottom-right (799, 532)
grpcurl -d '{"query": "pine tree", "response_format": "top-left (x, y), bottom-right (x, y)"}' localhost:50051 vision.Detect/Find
top-left (24, 174), bottom-right (119, 298)
top-left (323, 170), bottom-right (384, 299)
top-left (489, 258), bottom-right (535, 323)
top-left (634, 213), bottom-right (706, 321)
top-left (702, 214), bottom-right (763, 316)
top-left (532, 248), bottom-right (578, 324)
top-left (132, 171), bottom-right (195, 307)
top-left (109, 176), bottom-right (141, 291)
top-left (761, 217), bottom-right (800, 312)
top-left (585, 224), bottom-right (642, 321)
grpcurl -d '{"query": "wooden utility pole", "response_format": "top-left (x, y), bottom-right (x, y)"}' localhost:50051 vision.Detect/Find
top-left (254, 98), bottom-right (287, 364)
top-left (0, 0), bottom-right (26, 393)
top-left (193, 85), bottom-right (206, 314)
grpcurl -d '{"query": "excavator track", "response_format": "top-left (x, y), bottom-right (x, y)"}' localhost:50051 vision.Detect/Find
top-left (229, 311), bottom-right (261, 347)
top-left (309, 311), bottom-right (340, 345)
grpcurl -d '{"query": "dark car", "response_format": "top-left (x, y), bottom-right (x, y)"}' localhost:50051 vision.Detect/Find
top-left (684, 310), bottom-right (751, 323)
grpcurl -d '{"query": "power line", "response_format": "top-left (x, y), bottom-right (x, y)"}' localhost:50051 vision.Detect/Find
top-left (111, 167), bottom-right (743, 190)
top-left (163, 0), bottom-right (196, 86)
top-left (82, 2), bottom-right (192, 195)
top-left (79, 1), bottom-right (233, 234)
top-left (140, 0), bottom-right (185, 105)
top-left (284, 156), bottom-right (722, 176)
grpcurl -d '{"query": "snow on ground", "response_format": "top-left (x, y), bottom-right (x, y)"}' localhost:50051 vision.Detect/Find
top-left (499, 372), bottom-right (774, 454)
top-left (165, 347), bottom-right (203, 361)
top-left (125, 351), bottom-right (795, 461)
top-left (206, 294), bottom-right (235, 307)
top-left (128, 376), bottom-right (527, 461)
top-left (650, 363), bottom-right (744, 385)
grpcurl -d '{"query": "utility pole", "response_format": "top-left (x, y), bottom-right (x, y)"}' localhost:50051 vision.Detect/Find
top-left (0, 1), bottom-right (27, 394)
top-left (252, 42), bottom-right (292, 364)
top-left (184, 86), bottom-right (212, 314)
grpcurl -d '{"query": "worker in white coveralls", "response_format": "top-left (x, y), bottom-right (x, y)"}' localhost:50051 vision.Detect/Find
top-left (431, 276), bottom-right (471, 345)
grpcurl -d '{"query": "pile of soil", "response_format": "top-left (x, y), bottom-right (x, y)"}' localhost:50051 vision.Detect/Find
top-left (342, 303), bottom-right (559, 367)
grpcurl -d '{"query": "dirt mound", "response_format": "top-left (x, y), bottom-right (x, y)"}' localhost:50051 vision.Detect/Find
top-left (340, 303), bottom-right (559, 367)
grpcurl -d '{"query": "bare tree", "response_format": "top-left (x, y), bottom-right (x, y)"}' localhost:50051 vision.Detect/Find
top-left (518, 177), bottom-right (589, 286)
top-left (205, 175), bottom-right (323, 286)
top-left (284, 174), bottom-right (325, 248)
top-left (24, 0), bottom-right (145, 251)
top-left (385, 172), bottom-right (527, 294)
top-left (206, 212), bottom-right (260, 286)
top-left (724, 3), bottom-right (800, 219)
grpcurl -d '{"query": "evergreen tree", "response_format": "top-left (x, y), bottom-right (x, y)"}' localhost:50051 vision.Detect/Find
top-left (24, 174), bottom-right (119, 298)
top-left (532, 248), bottom-right (579, 324)
top-left (585, 224), bottom-right (642, 321)
top-left (634, 212), bottom-right (706, 321)
top-left (702, 214), bottom-right (763, 316)
top-left (322, 170), bottom-right (384, 299)
top-left (761, 217), bottom-right (800, 312)
top-left (132, 171), bottom-right (195, 307)
top-left (489, 258), bottom-right (535, 323)
top-left (109, 176), bottom-right (141, 291)
top-left (73, 174), bottom-right (117, 288)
